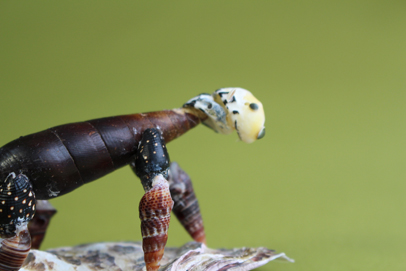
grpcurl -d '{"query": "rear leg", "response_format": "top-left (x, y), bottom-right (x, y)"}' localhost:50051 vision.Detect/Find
top-left (28, 200), bottom-right (57, 249)
top-left (169, 162), bottom-right (206, 244)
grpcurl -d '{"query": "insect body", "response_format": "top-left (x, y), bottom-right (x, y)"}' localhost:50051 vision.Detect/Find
top-left (0, 88), bottom-right (265, 271)
top-left (0, 110), bottom-right (199, 200)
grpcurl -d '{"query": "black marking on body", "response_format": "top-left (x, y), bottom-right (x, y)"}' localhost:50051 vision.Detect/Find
top-left (217, 91), bottom-right (229, 98)
top-left (234, 120), bottom-right (241, 140)
top-left (232, 110), bottom-right (239, 114)
top-left (134, 128), bottom-right (170, 190)
top-left (257, 127), bottom-right (266, 139)
top-left (184, 100), bottom-right (197, 107)
top-left (229, 95), bottom-right (236, 103)
top-left (249, 103), bottom-right (259, 110)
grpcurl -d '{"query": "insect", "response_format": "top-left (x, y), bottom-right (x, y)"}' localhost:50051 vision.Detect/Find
top-left (0, 87), bottom-right (265, 271)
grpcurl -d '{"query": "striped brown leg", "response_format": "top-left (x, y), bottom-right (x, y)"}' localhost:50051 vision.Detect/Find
top-left (28, 200), bottom-right (57, 249)
top-left (168, 162), bottom-right (206, 244)
top-left (139, 175), bottom-right (174, 271)
top-left (133, 128), bottom-right (174, 271)
top-left (0, 225), bottom-right (31, 270)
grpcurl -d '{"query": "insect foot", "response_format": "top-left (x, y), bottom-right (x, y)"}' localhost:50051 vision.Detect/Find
top-left (139, 175), bottom-right (174, 271)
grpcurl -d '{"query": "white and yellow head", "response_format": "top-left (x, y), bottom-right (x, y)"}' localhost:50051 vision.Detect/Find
top-left (184, 87), bottom-right (265, 143)
top-left (214, 88), bottom-right (265, 143)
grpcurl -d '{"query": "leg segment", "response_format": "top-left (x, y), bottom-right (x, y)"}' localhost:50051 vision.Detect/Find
top-left (139, 175), bottom-right (173, 271)
top-left (0, 224), bottom-right (31, 271)
top-left (132, 128), bottom-right (173, 271)
top-left (28, 200), bottom-right (57, 249)
top-left (169, 162), bottom-right (206, 244)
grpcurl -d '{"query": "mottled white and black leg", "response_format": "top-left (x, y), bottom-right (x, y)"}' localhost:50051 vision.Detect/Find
top-left (132, 128), bottom-right (174, 271)
top-left (168, 162), bottom-right (206, 244)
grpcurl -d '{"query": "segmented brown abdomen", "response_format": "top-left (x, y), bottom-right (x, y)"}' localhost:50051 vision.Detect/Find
top-left (0, 226), bottom-right (31, 271)
top-left (0, 110), bottom-right (200, 199)
top-left (139, 176), bottom-right (173, 271)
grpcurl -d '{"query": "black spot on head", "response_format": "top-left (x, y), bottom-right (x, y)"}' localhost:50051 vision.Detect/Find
top-left (249, 103), bottom-right (259, 110)
top-left (183, 100), bottom-right (196, 108)
top-left (232, 110), bottom-right (239, 114)
top-left (207, 103), bottom-right (212, 109)
top-left (230, 96), bottom-right (236, 103)
top-left (234, 120), bottom-right (241, 139)
top-left (217, 91), bottom-right (229, 97)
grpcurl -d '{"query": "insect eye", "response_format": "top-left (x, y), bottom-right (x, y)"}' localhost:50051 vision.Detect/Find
top-left (249, 103), bottom-right (259, 110)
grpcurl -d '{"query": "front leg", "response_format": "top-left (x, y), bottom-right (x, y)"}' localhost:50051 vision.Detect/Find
top-left (139, 175), bottom-right (173, 271)
top-left (132, 128), bottom-right (173, 271)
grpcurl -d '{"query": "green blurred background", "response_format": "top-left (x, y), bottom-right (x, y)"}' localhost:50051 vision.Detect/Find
top-left (1, 1), bottom-right (405, 270)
